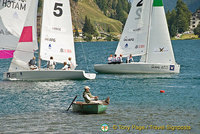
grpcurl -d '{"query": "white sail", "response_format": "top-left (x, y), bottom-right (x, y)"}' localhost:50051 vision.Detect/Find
top-left (94, 0), bottom-right (180, 74)
top-left (146, 0), bottom-right (175, 64)
top-left (115, 0), bottom-right (152, 57)
top-left (9, 0), bottom-right (38, 71)
top-left (0, 0), bottom-right (31, 59)
top-left (40, 0), bottom-right (76, 66)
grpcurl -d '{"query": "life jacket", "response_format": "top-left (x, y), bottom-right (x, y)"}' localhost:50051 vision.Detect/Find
top-left (83, 91), bottom-right (93, 103)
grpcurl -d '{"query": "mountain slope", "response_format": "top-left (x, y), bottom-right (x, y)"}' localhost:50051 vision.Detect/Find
top-left (70, 0), bottom-right (122, 35)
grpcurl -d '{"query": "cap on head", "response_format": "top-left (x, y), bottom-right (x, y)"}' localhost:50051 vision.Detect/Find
top-left (84, 86), bottom-right (90, 90)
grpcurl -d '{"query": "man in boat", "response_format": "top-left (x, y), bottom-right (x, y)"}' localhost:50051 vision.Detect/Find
top-left (62, 62), bottom-right (68, 70)
top-left (107, 54), bottom-right (113, 64)
top-left (47, 56), bottom-right (56, 69)
top-left (112, 54), bottom-right (118, 64)
top-left (83, 86), bottom-right (110, 104)
top-left (116, 54), bottom-right (123, 64)
top-left (28, 57), bottom-right (38, 70)
top-left (67, 57), bottom-right (75, 70)
top-left (126, 54), bottom-right (134, 63)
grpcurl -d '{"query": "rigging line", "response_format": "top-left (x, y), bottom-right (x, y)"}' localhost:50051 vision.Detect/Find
top-left (80, 41), bottom-right (89, 72)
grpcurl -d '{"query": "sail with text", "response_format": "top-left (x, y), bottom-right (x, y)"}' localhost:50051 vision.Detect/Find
top-left (115, 0), bottom-right (152, 57)
top-left (9, 0), bottom-right (38, 71)
top-left (0, 0), bottom-right (32, 59)
top-left (40, 0), bottom-right (76, 66)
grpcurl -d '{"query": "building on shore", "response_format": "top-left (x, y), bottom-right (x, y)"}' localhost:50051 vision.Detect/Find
top-left (190, 10), bottom-right (200, 31)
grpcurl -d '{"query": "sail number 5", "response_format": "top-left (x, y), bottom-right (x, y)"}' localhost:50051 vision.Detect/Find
top-left (135, 0), bottom-right (143, 20)
top-left (53, 3), bottom-right (63, 17)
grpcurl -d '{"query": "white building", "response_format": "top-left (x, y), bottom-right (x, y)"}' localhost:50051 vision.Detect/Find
top-left (190, 10), bottom-right (200, 31)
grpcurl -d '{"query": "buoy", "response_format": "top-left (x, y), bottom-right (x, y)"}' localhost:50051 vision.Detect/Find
top-left (160, 90), bottom-right (165, 93)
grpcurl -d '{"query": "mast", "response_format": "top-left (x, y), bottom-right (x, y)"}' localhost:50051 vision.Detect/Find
top-left (38, 0), bottom-right (45, 68)
top-left (144, 0), bottom-right (153, 63)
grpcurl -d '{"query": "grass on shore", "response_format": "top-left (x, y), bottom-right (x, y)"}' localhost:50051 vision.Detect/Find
top-left (172, 34), bottom-right (200, 40)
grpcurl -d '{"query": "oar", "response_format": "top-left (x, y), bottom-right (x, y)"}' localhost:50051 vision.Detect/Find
top-left (67, 95), bottom-right (77, 111)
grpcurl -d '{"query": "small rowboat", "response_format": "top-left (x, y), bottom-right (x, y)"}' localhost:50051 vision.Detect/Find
top-left (72, 101), bottom-right (108, 114)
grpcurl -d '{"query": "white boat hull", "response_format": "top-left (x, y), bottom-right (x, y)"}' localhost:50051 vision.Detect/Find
top-left (3, 70), bottom-right (96, 81)
top-left (94, 63), bottom-right (180, 74)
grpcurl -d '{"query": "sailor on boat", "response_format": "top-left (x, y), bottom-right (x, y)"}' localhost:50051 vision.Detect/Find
top-left (62, 62), bottom-right (68, 70)
top-left (67, 57), bottom-right (75, 70)
top-left (83, 86), bottom-right (110, 104)
top-left (47, 56), bottom-right (56, 69)
top-left (126, 54), bottom-right (134, 63)
top-left (116, 54), bottom-right (123, 64)
top-left (112, 54), bottom-right (118, 64)
top-left (28, 57), bottom-right (38, 70)
top-left (107, 54), bottom-right (113, 64)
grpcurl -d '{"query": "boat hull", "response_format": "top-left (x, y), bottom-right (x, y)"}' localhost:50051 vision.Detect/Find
top-left (94, 63), bottom-right (180, 74)
top-left (72, 102), bottom-right (108, 114)
top-left (3, 70), bottom-right (96, 81)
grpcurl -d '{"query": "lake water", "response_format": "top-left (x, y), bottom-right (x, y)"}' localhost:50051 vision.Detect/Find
top-left (0, 40), bottom-right (199, 134)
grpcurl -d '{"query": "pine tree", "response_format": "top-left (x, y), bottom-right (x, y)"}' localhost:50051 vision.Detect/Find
top-left (166, 9), bottom-right (177, 37)
top-left (82, 16), bottom-right (96, 35)
top-left (175, 0), bottom-right (191, 33)
top-left (166, 0), bottom-right (191, 36)
top-left (74, 26), bottom-right (79, 37)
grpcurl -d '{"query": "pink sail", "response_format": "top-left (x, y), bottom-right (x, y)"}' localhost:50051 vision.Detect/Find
top-left (19, 26), bottom-right (33, 42)
top-left (0, 26), bottom-right (33, 59)
top-left (0, 50), bottom-right (15, 59)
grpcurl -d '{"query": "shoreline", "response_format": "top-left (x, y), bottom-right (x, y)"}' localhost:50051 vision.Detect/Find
top-left (74, 34), bottom-right (199, 42)
top-left (74, 38), bottom-right (200, 43)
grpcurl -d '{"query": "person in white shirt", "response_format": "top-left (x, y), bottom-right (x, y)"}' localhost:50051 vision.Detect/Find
top-left (126, 54), bottom-right (134, 63)
top-left (116, 54), bottom-right (123, 64)
top-left (107, 54), bottom-right (113, 64)
top-left (47, 56), bottom-right (56, 69)
top-left (112, 54), bottom-right (117, 64)
top-left (67, 57), bottom-right (75, 70)
top-left (62, 62), bottom-right (68, 70)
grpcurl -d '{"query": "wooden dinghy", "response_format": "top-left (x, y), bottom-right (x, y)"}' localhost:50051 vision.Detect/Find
top-left (72, 101), bottom-right (108, 114)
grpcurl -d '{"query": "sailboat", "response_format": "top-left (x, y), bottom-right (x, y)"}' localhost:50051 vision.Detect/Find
top-left (94, 0), bottom-right (180, 74)
top-left (3, 0), bottom-right (96, 81)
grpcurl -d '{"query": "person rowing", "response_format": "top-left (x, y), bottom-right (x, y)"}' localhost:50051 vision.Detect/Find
top-left (83, 86), bottom-right (110, 104)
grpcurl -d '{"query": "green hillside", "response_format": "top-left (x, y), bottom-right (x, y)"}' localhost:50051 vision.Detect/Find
top-left (70, 0), bottom-right (122, 35)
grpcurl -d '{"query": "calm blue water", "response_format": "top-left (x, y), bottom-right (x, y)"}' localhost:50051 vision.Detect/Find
top-left (0, 40), bottom-right (199, 134)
